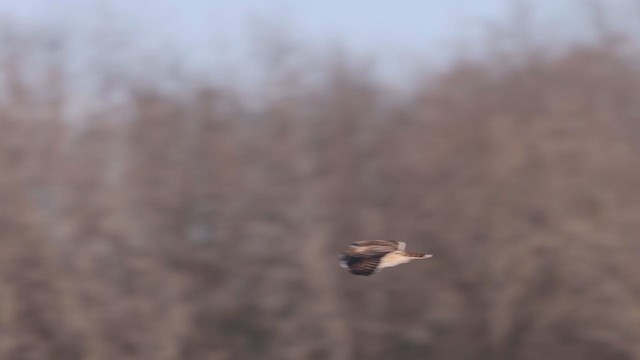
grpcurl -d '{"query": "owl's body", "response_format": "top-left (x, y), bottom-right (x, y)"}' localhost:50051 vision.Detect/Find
top-left (340, 240), bottom-right (432, 276)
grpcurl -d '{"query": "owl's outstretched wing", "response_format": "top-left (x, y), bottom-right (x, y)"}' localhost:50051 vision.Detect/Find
top-left (348, 240), bottom-right (404, 256)
top-left (340, 254), bottom-right (381, 276)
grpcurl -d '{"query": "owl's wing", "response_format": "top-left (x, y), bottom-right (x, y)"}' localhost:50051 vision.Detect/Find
top-left (340, 255), bottom-right (381, 276)
top-left (348, 241), bottom-right (400, 256)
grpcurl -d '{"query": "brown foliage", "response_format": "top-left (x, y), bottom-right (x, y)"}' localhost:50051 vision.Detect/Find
top-left (1, 10), bottom-right (640, 360)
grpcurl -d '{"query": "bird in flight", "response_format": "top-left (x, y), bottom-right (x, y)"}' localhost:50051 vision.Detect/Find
top-left (340, 240), bottom-right (432, 276)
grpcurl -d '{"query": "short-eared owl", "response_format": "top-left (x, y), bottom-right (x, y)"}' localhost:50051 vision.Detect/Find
top-left (340, 240), bottom-right (432, 276)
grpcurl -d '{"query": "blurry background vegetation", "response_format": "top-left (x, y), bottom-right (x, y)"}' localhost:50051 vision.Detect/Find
top-left (1, 1), bottom-right (640, 359)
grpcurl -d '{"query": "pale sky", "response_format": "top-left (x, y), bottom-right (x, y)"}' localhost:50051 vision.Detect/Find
top-left (0, 0), bottom-right (634, 83)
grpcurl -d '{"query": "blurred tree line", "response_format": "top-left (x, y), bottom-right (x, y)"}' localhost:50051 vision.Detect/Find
top-left (2, 4), bottom-right (640, 359)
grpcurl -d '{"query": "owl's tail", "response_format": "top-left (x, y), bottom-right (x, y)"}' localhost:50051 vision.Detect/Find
top-left (402, 251), bottom-right (433, 259)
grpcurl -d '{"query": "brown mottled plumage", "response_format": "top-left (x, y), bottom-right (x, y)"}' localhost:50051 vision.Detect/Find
top-left (339, 240), bottom-right (432, 276)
